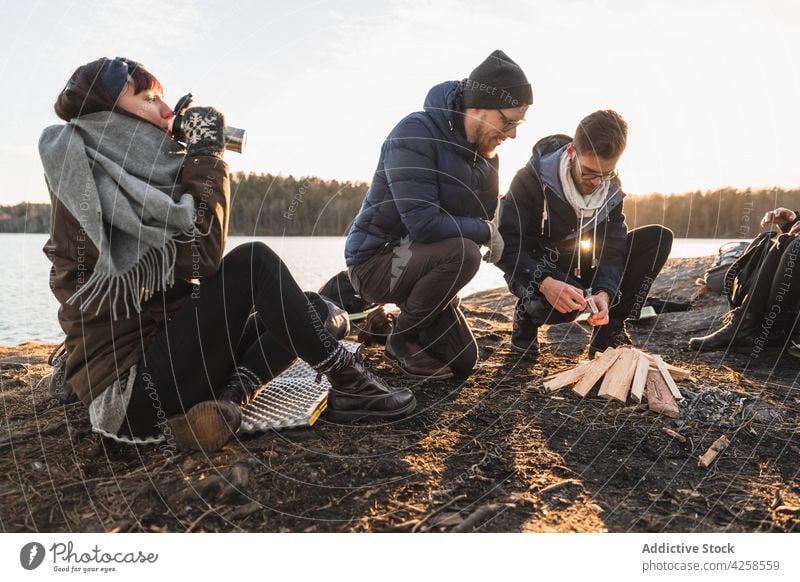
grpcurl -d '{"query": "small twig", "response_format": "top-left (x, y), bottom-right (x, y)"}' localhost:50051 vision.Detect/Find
top-left (452, 503), bottom-right (503, 533)
top-left (411, 494), bottom-right (466, 533)
top-left (535, 479), bottom-right (583, 496)
top-left (186, 505), bottom-right (224, 532)
top-left (607, 404), bottom-right (649, 416)
top-left (661, 427), bottom-right (687, 443)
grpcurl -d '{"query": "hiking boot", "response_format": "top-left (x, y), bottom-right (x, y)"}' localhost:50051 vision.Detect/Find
top-left (165, 367), bottom-right (261, 453)
top-left (166, 400), bottom-right (242, 453)
top-left (588, 320), bottom-right (633, 357)
top-left (688, 307), bottom-right (759, 351)
top-left (511, 307), bottom-right (539, 359)
top-left (384, 333), bottom-right (453, 380)
top-left (325, 348), bottom-right (416, 422)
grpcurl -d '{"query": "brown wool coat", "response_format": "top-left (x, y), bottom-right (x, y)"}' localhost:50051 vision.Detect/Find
top-left (43, 155), bottom-right (230, 405)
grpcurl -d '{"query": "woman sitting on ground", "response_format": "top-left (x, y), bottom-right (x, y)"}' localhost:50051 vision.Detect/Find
top-left (689, 207), bottom-right (800, 354)
top-left (39, 57), bottom-right (414, 452)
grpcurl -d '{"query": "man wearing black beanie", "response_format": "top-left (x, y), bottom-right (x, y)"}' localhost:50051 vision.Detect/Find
top-left (345, 50), bottom-right (533, 381)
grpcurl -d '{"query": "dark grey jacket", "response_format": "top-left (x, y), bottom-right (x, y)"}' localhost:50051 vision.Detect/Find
top-left (497, 135), bottom-right (627, 297)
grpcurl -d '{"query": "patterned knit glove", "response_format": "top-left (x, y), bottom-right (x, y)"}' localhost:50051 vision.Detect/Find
top-left (179, 106), bottom-right (225, 158)
top-left (483, 220), bottom-right (505, 264)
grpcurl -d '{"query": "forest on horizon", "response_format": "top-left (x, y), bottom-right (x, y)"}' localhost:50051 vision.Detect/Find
top-left (2, 171), bottom-right (799, 239)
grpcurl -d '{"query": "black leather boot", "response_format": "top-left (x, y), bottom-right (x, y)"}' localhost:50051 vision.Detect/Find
top-left (588, 319), bottom-right (632, 357)
top-left (688, 307), bottom-right (760, 351)
top-left (219, 367), bottom-right (263, 407)
top-left (511, 300), bottom-right (539, 358)
top-left (323, 347), bottom-right (416, 423)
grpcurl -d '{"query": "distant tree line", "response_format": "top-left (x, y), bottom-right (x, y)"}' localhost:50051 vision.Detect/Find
top-left (0, 203), bottom-right (50, 233)
top-left (625, 187), bottom-right (800, 238)
top-left (3, 177), bottom-right (799, 238)
top-left (227, 172), bottom-right (368, 236)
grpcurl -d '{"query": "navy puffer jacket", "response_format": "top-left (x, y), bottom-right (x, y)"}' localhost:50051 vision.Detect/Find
top-left (345, 81), bottom-right (497, 267)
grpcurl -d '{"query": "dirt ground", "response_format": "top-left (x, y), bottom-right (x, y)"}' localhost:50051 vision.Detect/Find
top-left (1, 257), bottom-right (798, 533)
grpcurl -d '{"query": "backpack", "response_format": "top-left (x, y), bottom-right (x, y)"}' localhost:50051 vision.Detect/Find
top-left (703, 241), bottom-right (751, 293)
top-left (724, 231), bottom-right (777, 309)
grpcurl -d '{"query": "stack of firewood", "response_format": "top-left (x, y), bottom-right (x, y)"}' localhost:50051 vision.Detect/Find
top-left (542, 347), bottom-right (693, 418)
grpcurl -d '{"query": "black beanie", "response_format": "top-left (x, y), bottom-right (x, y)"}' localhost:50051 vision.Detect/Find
top-left (461, 49), bottom-right (533, 109)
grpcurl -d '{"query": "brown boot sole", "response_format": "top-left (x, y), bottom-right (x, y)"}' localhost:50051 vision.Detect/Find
top-left (382, 353), bottom-right (453, 380)
top-left (166, 400), bottom-right (242, 453)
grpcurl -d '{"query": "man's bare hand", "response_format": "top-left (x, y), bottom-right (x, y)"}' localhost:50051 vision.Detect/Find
top-left (587, 291), bottom-right (610, 326)
top-left (539, 277), bottom-right (587, 314)
top-left (761, 207), bottom-right (797, 228)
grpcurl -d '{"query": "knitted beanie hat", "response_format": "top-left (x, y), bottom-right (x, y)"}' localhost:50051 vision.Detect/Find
top-left (462, 49), bottom-right (533, 109)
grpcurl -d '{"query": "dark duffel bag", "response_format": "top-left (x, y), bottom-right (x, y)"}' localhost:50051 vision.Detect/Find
top-left (724, 231), bottom-right (777, 309)
top-left (703, 240), bottom-right (750, 294)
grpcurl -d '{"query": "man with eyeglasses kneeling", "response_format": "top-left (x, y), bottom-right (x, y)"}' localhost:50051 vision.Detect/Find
top-left (496, 110), bottom-right (673, 360)
top-left (345, 50), bottom-right (532, 381)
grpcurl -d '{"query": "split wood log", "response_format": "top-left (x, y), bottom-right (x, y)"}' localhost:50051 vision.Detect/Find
top-left (633, 348), bottom-right (693, 381)
top-left (644, 369), bottom-right (680, 418)
top-left (543, 360), bottom-right (592, 392)
top-left (544, 360), bottom-right (590, 381)
top-left (598, 348), bottom-right (637, 402)
top-left (698, 435), bottom-right (730, 468)
top-left (652, 354), bottom-right (683, 400)
top-left (645, 366), bottom-right (694, 382)
top-left (630, 351), bottom-right (651, 403)
top-left (573, 347), bottom-right (621, 397)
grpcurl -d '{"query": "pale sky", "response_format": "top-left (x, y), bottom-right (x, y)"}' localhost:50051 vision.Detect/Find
top-left (1, 0), bottom-right (799, 203)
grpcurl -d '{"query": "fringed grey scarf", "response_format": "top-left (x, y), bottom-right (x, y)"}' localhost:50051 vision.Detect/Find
top-left (39, 111), bottom-right (202, 319)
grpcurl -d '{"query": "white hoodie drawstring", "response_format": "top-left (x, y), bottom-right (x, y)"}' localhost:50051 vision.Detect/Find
top-left (541, 194), bottom-right (548, 235)
top-left (576, 209), bottom-right (585, 278)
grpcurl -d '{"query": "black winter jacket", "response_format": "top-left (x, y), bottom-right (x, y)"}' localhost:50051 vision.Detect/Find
top-left (497, 135), bottom-right (627, 297)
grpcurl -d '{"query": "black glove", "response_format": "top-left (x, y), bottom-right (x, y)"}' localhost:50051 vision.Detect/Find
top-left (179, 106), bottom-right (225, 158)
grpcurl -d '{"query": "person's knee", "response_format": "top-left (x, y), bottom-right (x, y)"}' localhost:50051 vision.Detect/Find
top-left (434, 238), bottom-right (480, 270)
top-left (451, 239), bottom-right (482, 282)
top-left (628, 224), bottom-right (673, 258)
top-left (225, 242), bottom-right (280, 271)
top-left (779, 234), bottom-right (800, 254)
top-left (654, 224), bottom-right (674, 247)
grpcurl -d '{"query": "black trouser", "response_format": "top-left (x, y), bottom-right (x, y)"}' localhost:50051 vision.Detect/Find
top-left (348, 237), bottom-right (481, 375)
top-left (742, 233), bottom-right (800, 333)
top-left (119, 242), bottom-right (338, 439)
top-left (512, 225), bottom-right (673, 330)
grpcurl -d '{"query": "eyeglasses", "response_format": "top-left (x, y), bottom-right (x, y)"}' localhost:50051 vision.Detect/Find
top-left (497, 109), bottom-right (525, 132)
top-left (571, 151), bottom-right (618, 183)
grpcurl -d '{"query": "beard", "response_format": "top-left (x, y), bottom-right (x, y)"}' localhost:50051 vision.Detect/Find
top-left (480, 144), bottom-right (498, 158)
top-left (477, 132), bottom-right (502, 158)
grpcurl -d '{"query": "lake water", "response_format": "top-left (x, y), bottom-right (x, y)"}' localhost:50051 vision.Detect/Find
top-left (1, 234), bottom-right (747, 345)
